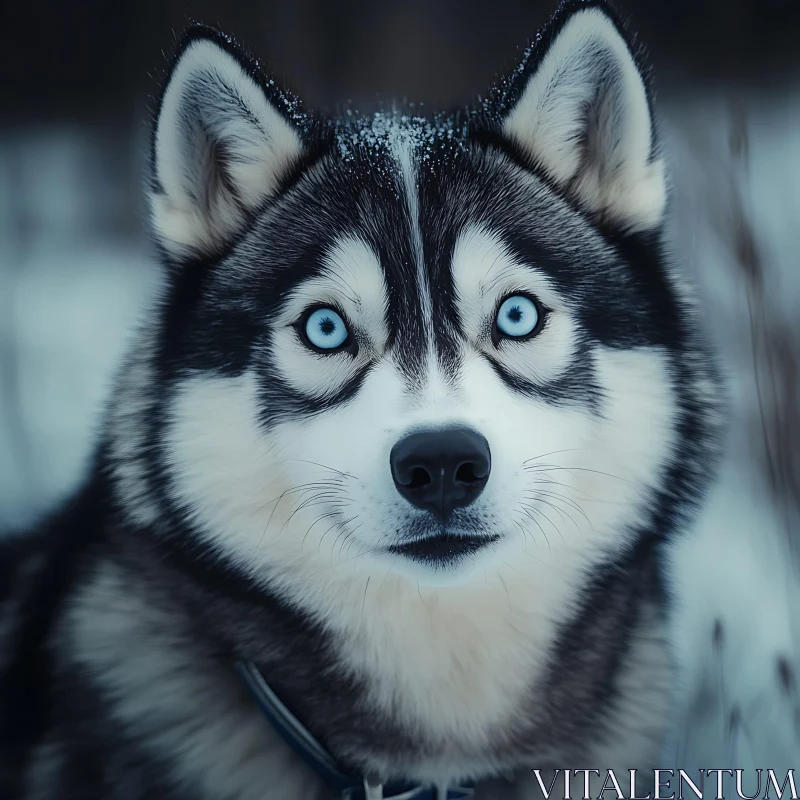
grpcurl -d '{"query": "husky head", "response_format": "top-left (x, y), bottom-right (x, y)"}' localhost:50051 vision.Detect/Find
top-left (112, 1), bottom-right (718, 606)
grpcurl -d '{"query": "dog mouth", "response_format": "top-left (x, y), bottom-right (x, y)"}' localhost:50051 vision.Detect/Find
top-left (387, 532), bottom-right (501, 566)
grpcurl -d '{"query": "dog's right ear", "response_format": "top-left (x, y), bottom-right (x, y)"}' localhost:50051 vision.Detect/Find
top-left (149, 27), bottom-right (305, 262)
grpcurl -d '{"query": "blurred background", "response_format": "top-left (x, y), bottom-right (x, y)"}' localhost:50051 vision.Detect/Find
top-left (1, 0), bottom-right (799, 768)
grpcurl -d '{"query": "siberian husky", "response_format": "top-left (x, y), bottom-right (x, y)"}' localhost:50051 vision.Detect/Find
top-left (0, 1), bottom-right (723, 797)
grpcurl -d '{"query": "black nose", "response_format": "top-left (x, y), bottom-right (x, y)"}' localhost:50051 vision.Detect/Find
top-left (390, 427), bottom-right (491, 524)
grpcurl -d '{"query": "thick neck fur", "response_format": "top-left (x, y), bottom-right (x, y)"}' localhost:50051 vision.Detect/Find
top-left (45, 509), bottom-right (671, 797)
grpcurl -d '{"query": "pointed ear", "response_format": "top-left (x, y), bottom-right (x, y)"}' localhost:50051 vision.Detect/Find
top-left (149, 27), bottom-right (305, 261)
top-left (501, 3), bottom-right (665, 234)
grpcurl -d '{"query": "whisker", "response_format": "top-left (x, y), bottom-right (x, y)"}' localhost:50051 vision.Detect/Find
top-left (277, 491), bottom-right (348, 538)
top-left (377, 564), bottom-right (396, 594)
top-left (253, 480), bottom-right (342, 520)
top-left (302, 511), bottom-right (339, 550)
top-left (332, 517), bottom-right (359, 556)
top-left (525, 488), bottom-right (587, 517)
top-left (260, 481), bottom-right (340, 521)
top-left (318, 517), bottom-right (346, 553)
top-left (361, 577), bottom-right (371, 617)
top-left (535, 497), bottom-right (576, 534)
top-left (526, 476), bottom-right (618, 505)
top-left (280, 459), bottom-right (358, 479)
top-left (523, 464), bottom-right (633, 484)
top-left (498, 573), bottom-right (513, 613)
top-left (342, 523), bottom-right (365, 560)
top-left (501, 559), bottom-right (528, 575)
top-left (518, 504), bottom-right (551, 552)
top-left (524, 490), bottom-right (592, 530)
top-left (417, 582), bottom-right (430, 612)
top-left (255, 481), bottom-right (344, 552)
top-left (522, 447), bottom-right (606, 464)
top-left (523, 501), bottom-right (559, 542)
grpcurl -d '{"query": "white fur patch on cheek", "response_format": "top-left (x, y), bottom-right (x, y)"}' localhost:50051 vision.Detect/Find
top-left (465, 346), bottom-right (678, 564)
top-left (161, 370), bottom-right (361, 593)
top-left (269, 361), bottom-right (409, 534)
top-left (163, 370), bottom-right (368, 589)
top-left (164, 373), bottom-right (283, 567)
top-left (577, 347), bottom-right (678, 534)
top-left (455, 354), bottom-right (595, 541)
top-left (162, 366), bottom-right (409, 586)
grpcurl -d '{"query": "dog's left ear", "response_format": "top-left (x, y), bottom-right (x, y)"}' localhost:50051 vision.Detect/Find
top-left (501, 3), bottom-right (665, 234)
top-left (150, 27), bottom-right (305, 262)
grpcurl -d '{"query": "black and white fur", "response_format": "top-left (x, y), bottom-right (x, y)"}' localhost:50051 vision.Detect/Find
top-left (0, 2), bottom-right (722, 798)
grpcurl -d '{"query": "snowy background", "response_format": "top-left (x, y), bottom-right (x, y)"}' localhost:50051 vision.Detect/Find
top-left (1, 0), bottom-right (798, 771)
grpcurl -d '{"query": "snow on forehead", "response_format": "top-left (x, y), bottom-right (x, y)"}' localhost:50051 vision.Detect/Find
top-left (333, 110), bottom-right (469, 167)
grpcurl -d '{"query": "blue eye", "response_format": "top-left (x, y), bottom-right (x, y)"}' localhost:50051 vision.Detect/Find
top-left (495, 295), bottom-right (541, 339)
top-left (303, 307), bottom-right (350, 351)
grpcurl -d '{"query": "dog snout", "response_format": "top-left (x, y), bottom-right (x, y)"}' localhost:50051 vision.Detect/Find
top-left (389, 427), bottom-right (491, 524)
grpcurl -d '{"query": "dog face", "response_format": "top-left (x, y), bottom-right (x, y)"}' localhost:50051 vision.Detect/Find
top-left (115, 2), bottom-right (705, 596)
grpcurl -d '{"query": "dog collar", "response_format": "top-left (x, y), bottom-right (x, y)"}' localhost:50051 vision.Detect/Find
top-left (236, 661), bottom-right (474, 800)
